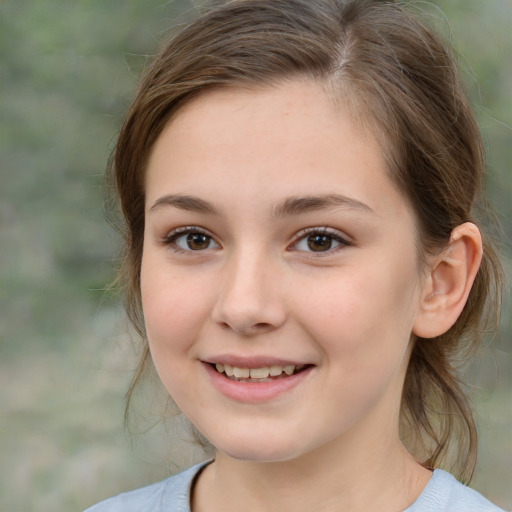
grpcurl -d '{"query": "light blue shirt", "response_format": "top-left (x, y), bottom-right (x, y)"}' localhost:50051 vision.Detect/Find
top-left (84, 461), bottom-right (506, 512)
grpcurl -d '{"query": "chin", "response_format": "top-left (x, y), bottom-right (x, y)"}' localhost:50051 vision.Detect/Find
top-left (205, 428), bottom-right (303, 463)
top-left (220, 446), bottom-right (299, 463)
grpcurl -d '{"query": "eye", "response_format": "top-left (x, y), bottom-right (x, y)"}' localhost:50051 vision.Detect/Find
top-left (164, 227), bottom-right (220, 252)
top-left (292, 228), bottom-right (351, 253)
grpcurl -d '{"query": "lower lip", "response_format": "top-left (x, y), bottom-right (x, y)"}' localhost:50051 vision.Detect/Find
top-left (203, 363), bottom-right (314, 403)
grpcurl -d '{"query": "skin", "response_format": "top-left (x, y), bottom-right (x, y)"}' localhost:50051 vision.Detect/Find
top-left (140, 80), bottom-right (480, 511)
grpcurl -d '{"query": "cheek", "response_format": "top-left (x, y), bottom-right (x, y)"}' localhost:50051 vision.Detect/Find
top-left (140, 263), bottom-right (209, 407)
top-left (140, 253), bottom-right (208, 362)
top-left (293, 269), bottom-right (419, 427)
top-left (294, 263), bottom-right (419, 364)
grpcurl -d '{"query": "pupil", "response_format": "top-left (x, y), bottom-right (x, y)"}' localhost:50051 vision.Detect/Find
top-left (187, 233), bottom-right (209, 250)
top-left (307, 234), bottom-right (332, 252)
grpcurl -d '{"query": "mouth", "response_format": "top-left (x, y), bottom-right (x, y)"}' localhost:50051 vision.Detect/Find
top-left (210, 363), bottom-right (312, 383)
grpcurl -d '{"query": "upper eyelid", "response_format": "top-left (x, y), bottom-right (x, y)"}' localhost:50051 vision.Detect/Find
top-left (287, 228), bottom-right (353, 256)
top-left (290, 226), bottom-right (352, 244)
top-left (164, 225), bottom-right (213, 239)
top-left (161, 225), bottom-right (220, 247)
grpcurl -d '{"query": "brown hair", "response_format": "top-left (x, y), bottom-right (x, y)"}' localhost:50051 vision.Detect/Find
top-left (109, 0), bottom-right (503, 482)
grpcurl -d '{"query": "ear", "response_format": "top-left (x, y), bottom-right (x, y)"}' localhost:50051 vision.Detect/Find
top-left (413, 222), bottom-right (483, 339)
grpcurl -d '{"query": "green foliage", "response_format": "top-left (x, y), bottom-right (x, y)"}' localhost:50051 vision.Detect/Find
top-left (0, 0), bottom-right (196, 356)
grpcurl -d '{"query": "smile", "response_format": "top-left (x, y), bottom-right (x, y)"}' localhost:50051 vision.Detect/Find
top-left (213, 363), bottom-right (308, 382)
top-left (203, 361), bottom-right (315, 402)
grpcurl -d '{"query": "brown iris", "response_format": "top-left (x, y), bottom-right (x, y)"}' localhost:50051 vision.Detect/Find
top-left (186, 232), bottom-right (211, 250)
top-left (307, 234), bottom-right (333, 252)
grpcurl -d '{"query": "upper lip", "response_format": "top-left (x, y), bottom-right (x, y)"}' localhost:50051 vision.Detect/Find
top-left (201, 355), bottom-right (313, 368)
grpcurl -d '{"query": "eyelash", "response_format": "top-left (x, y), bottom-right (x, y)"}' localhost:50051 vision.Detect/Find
top-left (161, 226), bottom-right (220, 253)
top-left (160, 226), bottom-right (352, 255)
top-left (289, 227), bottom-right (352, 255)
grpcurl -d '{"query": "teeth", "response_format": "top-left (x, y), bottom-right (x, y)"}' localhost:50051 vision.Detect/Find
top-left (249, 367), bottom-right (270, 379)
top-left (214, 364), bottom-right (297, 379)
top-left (233, 367), bottom-right (250, 378)
top-left (269, 365), bottom-right (283, 376)
top-left (283, 365), bottom-right (295, 376)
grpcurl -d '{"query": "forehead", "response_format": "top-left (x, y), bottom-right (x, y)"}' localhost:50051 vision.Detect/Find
top-left (144, 80), bottom-right (411, 222)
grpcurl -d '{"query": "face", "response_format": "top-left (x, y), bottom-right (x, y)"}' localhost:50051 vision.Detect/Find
top-left (141, 81), bottom-right (426, 463)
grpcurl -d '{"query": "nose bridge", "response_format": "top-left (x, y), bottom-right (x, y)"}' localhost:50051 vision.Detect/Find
top-left (213, 243), bottom-right (285, 335)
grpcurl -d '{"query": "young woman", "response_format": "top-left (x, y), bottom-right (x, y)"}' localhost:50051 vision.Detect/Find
top-left (86, 1), bottom-right (505, 510)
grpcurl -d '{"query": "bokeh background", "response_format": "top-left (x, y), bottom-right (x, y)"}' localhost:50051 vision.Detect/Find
top-left (1, 1), bottom-right (511, 510)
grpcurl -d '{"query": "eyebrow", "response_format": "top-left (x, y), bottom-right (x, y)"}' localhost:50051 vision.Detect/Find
top-left (271, 194), bottom-right (374, 217)
top-left (149, 194), bottom-right (222, 215)
top-left (148, 193), bottom-right (374, 217)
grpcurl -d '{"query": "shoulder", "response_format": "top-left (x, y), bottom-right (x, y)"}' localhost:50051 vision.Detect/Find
top-left (83, 462), bottom-right (209, 512)
top-left (406, 469), bottom-right (506, 512)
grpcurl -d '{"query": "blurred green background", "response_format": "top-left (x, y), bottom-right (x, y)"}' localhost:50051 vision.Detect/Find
top-left (0, 1), bottom-right (510, 510)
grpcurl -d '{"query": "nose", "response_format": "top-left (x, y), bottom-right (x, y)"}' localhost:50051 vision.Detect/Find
top-left (211, 249), bottom-right (287, 336)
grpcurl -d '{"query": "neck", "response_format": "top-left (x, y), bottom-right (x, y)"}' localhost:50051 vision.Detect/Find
top-left (192, 425), bottom-right (431, 512)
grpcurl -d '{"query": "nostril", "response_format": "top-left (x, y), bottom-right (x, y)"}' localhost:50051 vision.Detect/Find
top-left (254, 322), bottom-right (271, 329)
top-left (218, 320), bottom-right (274, 335)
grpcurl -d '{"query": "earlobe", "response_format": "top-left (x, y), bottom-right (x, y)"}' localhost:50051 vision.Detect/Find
top-left (413, 223), bottom-right (483, 339)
